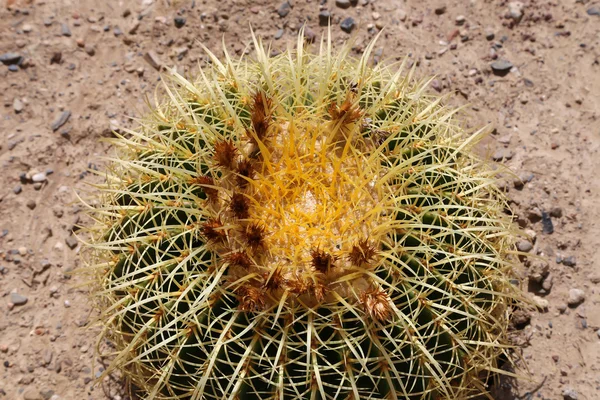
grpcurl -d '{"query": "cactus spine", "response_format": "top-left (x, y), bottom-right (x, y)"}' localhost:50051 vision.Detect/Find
top-left (85, 32), bottom-right (522, 400)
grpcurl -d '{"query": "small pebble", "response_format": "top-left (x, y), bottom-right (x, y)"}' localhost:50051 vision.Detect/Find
top-left (508, 1), bottom-right (525, 22)
top-left (492, 148), bottom-right (513, 161)
top-left (61, 23), bottom-right (72, 37)
top-left (562, 256), bottom-right (576, 267)
top-left (144, 51), bottom-right (162, 70)
top-left (0, 52), bottom-right (22, 65)
top-left (541, 211), bottom-right (554, 234)
top-left (32, 172), bottom-right (47, 183)
top-left (491, 59), bottom-right (513, 76)
top-left (174, 16), bottom-right (186, 28)
top-left (51, 111), bottom-right (71, 132)
top-left (340, 17), bottom-right (355, 33)
top-left (318, 11), bottom-right (331, 26)
top-left (567, 289), bottom-right (585, 307)
top-left (588, 7), bottom-right (600, 16)
top-left (516, 240), bottom-right (532, 252)
top-left (434, 6), bottom-right (446, 15)
top-left (65, 236), bottom-right (78, 250)
top-left (10, 292), bottom-right (28, 306)
top-left (13, 186), bottom-right (22, 194)
top-left (277, 2), bottom-right (291, 17)
top-left (562, 388), bottom-right (578, 400)
top-left (274, 29), bottom-right (284, 40)
top-left (336, 0), bottom-right (351, 9)
top-left (26, 200), bottom-right (36, 210)
top-left (455, 15), bottom-right (466, 25)
top-left (84, 44), bottom-right (96, 56)
top-left (13, 98), bottom-right (23, 113)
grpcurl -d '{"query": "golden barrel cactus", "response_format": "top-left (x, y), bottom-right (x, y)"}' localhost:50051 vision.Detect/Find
top-left (84, 32), bottom-right (523, 399)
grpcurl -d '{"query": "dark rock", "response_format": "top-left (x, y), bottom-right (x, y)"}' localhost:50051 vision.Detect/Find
top-left (13, 186), bottom-right (22, 194)
top-left (51, 111), bottom-right (71, 132)
top-left (541, 211), bottom-right (554, 234)
top-left (26, 199), bottom-right (36, 210)
top-left (0, 52), bottom-right (22, 65)
top-left (174, 16), bottom-right (186, 28)
top-left (491, 59), bottom-right (513, 76)
top-left (434, 5), bottom-right (447, 15)
top-left (277, 2), bottom-right (291, 18)
top-left (336, 0), bottom-right (351, 8)
top-left (318, 11), bottom-right (331, 26)
top-left (340, 17), bottom-right (355, 33)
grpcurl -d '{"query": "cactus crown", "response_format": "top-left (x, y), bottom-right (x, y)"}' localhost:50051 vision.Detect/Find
top-left (85, 31), bottom-right (521, 400)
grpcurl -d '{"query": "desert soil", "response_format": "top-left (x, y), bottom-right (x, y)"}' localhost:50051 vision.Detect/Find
top-left (1, 0), bottom-right (599, 399)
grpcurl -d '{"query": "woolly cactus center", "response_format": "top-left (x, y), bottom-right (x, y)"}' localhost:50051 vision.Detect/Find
top-left (232, 119), bottom-right (382, 307)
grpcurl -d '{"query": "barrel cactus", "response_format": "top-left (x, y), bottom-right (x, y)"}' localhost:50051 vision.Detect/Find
top-left (85, 32), bottom-right (523, 400)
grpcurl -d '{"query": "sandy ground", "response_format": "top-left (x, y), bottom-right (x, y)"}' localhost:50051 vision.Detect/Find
top-left (1, 0), bottom-right (599, 399)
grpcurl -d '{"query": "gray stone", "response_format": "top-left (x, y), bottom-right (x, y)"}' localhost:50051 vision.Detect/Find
top-left (274, 29), bottom-right (284, 40)
top-left (0, 52), bottom-right (22, 65)
top-left (13, 185), bottom-right (22, 194)
top-left (277, 2), bottom-right (291, 17)
top-left (340, 17), bottom-right (355, 33)
top-left (562, 388), bottom-right (578, 400)
top-left (587, 7), bottom-right (600, 16)
top-left (492, 148), bottom-right (513, 161)
top-left (562, 256), bottom-right (576, 267)
top-left (65, 236), bottom-right (78, 250)
top-left (8, 64), bottom-right (18, 72)
top-left (10, 292), bottom-right (28, 306)
top-left (51, 111), bottom-right (71, 132)
top-left (567, 289), bottom-right (585, 307)
top-left (516, 240), bottom-right (533, 252)
top-left (491, 60), bottom-right (513, 76)
top-left (61, 23), bottom-right (71, 37)
top-left (318, 11), bottom-right (331, 26)
top-left (336, 0), bottom-right (351, 8)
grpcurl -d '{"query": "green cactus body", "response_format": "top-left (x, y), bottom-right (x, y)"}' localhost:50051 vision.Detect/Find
top-left (86, 33), bottom-right (521, 400)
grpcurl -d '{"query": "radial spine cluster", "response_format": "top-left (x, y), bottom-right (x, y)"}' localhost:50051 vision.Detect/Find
top-left (85, 32), bottom-right (522, 400)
